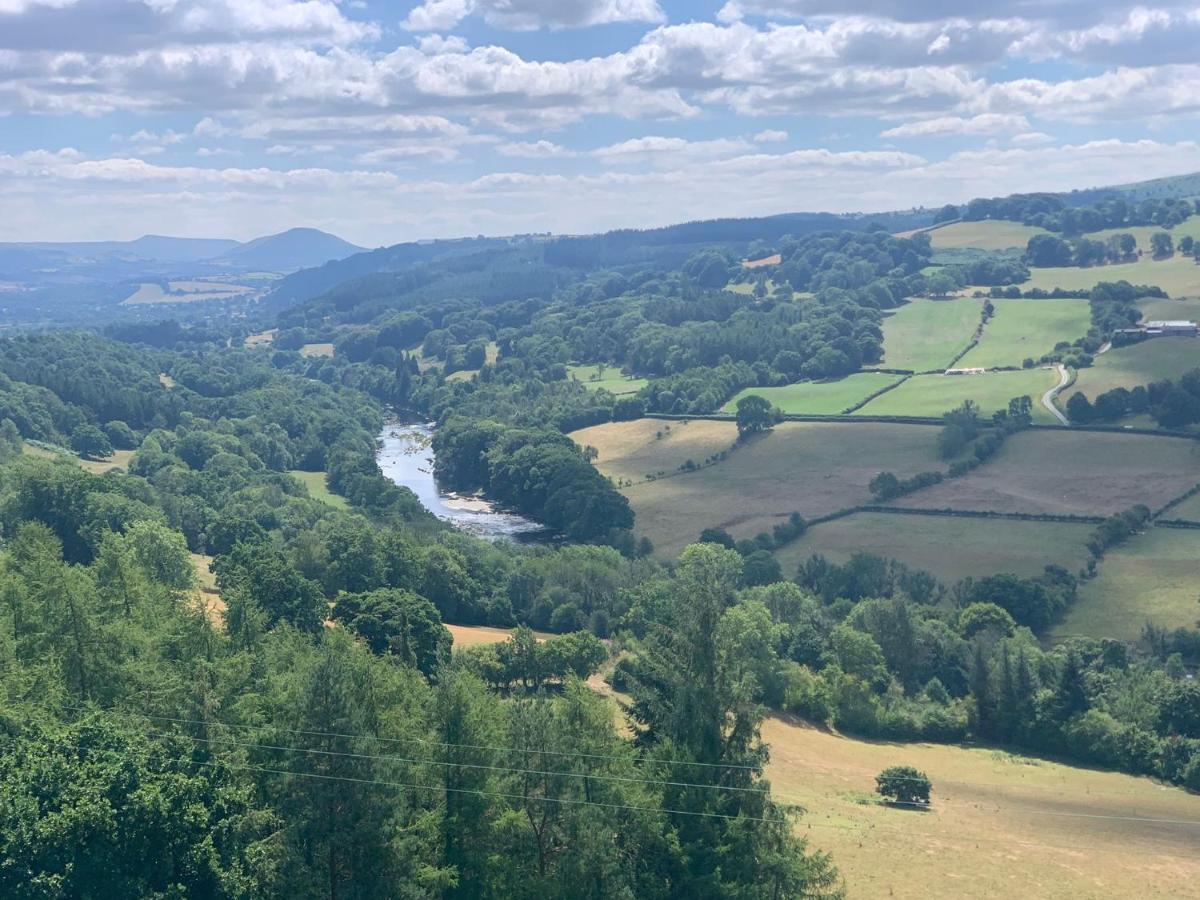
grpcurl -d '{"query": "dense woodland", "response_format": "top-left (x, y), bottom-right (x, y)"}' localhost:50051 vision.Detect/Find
top-left (2, 196), bottom-right (1200, 897)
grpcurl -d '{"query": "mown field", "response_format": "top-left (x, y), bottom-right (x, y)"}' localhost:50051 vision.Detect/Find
top-left (854, 370), bottom-right (1059, 421)
top-left (1021, 255), bottom-right (1200, 298)
top-left (872, 298), bottom-right (981, 371)
top-left (926, 220), bottom-right (1048, 251)
top-left (574, 420), bottom-right (946, 558)
top-left (958, 299), bottom-right (1090, 370)
top-left (1073, 338), bottom-right (1200, 400)
top-left (22, 441), bottom-right (135, 475)
top-left (568, 363), bottom-right (649, 396)
top-left (300, 342), bottom-right (335, 358)
top-left (723, 374), bottom-right (902, 415)
top-left (444, 624), bottom-right (553, 648)
top-left (1052, 527), bottom-right (1200, 641)
top-left (893, 429), bottom-right (1200, 517)
top-left (289, 469), bottom-right (349, 510)
top-left (772, 511), bottom-right (1094, 585)
top-left (763, 718), bottom-right (1200, 900)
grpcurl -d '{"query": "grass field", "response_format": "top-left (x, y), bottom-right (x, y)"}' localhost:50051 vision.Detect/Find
top-left (773, 512), bottom-right (1094, 585)
top-left (722, 374), bottom-right (903, 415)
top-left (571, 418), bottom-right (740, 483)
top-left (1052, 527), bottom-right (1200, 641)
top-left (893, 429), bottom-right (1200, 517)
top-left (244, 329), bottom-right (277, 348)
top-left (580, 421), bottom-right (945, 557)
top-left (926, 220), bottom-right (1048, 251)
top-left (1136, 294), bottom-right (1200, 322)
top-left (289, 470), bottom-right (349, 510)
top-left (1021, 255), bottom-right (1200, 299)
top-left (568, 364), bottom-right (649, 396)
top-left (445, 624), bottom-right (553, 647)
top-left (1072, 338), bottom-right (1200, 400)
top-left (23, 441), bottom-right (135, 475)
top-left (855, 370), bottom-right (1059, 421)
top-left (1081, 216), bottom-right (1200, 250)
top-left (300, 343), bottom-right (335, 358)
top-left (1166, 491), bottom-right (1200, 521)
top-left (958, 299), bottom-right (1091, 369)
top-left (873, 298), bottom-right (981, 371)
top-left (763, 717), bottom-right (1200, 900)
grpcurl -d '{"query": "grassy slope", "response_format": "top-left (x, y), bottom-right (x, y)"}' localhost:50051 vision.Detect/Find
top-left (22, 441), bottom-right (134, 475)
top-left (1136, 295), bottom-right (1200, 322)
top-left (854, 370), bottom-right (1059, 421)
top-left (928, 220), bottom-right (1048, 250)
top-left (772, 511), bottom-right (1093, 584)
top-left (568, 364), bottom-right (650, 396)
top-left (892, 429), bottom-right (1200, 517)
top-left (763, 718), bottom-right (1200, 900)
top-left (1073, 338), bottom-right (1200, 400)
top-left (1021, 255), bottom-right (1200, 299)
top-left (722, 374), bottom-right (902, 415)
top-left (1053, 527), bottom-right (1200, 641)
top-left (958, 299), bottom-right (1091, 369)
top-left (571, 418), bottom-right (738, 483)
top-left (289, 470), bottom-right (349, 510)
top-left (1082, 216), bottom-right (1200, 248)
top-left (873, 298), bottom-right (982, 371)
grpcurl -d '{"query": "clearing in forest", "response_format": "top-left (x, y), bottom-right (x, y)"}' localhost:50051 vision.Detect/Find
top-left (957, 299), bottom-right (1090, 370)
top-left (763, 717), bottom-right (1200, 900)
top-left (722, 374), bottom-right (902, 415)
top-left (445, 624), bottom-right (553, 647)
top-left (854, 369), bottom-right (1059, 421)
top-left (300, 343), bottom-right (335, 358)
top-left (568, 364), bottom-right (649, 396)
top-left (872, 297), bottom-right (981, 372)
top-left (289, 470), bottom-right (349, 510)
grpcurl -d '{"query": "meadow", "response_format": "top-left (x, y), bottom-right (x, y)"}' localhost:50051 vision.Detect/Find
top-left (772, 511), bottom-right (1094, 585)
top-left (300, 342), bottom-right (335, 358)
top-left (568, 363), bottom-right (649, 396)
top-left (1080, 215), bottom-right (1200, 249)
top-left (1052, 527), bottom-right (1200, 641)
top-left (571, 418), bottom-right (738, 483)
top-left (289, 469), bottom-right (349, 510)
top-left (958, 299), bottom-right (1091, 369)
top-left (722, 373), bottom-right (903, 415)
top-left (892, 429), bottom-right (1200, 517)
top-left (22, 441), bottom-right (134, 475)
top-left (763, 717), bottom-right (1200, 900)
top-left (872, 297), bottom-right (981, 371)
top-left (925, 220), bottom-right (1048, 250)
top-left (1072, 338), bottom-right (1200, 400)
top-left (854, 369), bottom-right (1060, 421)
top-left (1020, 255), bottom-right (1200, 299)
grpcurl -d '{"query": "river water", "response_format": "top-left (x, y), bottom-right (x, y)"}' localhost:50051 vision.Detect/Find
top-left (375, 422), bottom-right (545, 541)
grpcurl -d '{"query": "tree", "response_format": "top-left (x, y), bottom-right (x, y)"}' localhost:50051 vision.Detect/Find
top-left (875, 766), bottom-right (932, 806)
top-left (1150, 231), bottom-right (1175, 259)
top-left (103, 420), bottom-right (138, 449)
top-left (1025, 234), bottom-right (1073, 267)
top-left (868, 471), bottom-right (901, 501)
top-left (1065, 391), bottom-right (1094, 423)
top-left (70, 423), bottom-right (113, 459)
top-left (332, 588), bottom-right (452, 677)
top-left (735, 394), bottom-right (778, 438)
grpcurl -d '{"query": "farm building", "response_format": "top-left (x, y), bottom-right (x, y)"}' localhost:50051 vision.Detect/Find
top-left (1114, 320), bottom-right (1199, 338)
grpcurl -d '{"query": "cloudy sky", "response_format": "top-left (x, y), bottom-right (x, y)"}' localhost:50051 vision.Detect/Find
top-left (3, 0), bottom-right (1200, 244)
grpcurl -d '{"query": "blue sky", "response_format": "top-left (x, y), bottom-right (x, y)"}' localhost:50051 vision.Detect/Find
top-left (2, 0), bottom-right (1200, 244)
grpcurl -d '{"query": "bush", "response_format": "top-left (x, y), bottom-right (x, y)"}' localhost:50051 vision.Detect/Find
top-left (875, 765), bottom-right (932, 806)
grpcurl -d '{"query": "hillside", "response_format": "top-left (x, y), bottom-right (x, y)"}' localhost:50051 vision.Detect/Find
top-left (213, 226), bottom-right (364, 271)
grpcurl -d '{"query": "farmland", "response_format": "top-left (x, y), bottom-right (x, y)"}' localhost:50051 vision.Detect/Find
top-left (957, 299), bottom-right (1090, 370)
top-left (568, 363), bottom-right (649, 396)
top-left (893, 429), bottom-right (1200, 517)
top-left (1020, 255), bottom-right (1200, 298)
top-left (1072, 338), bottom-right (1200, 400)
top-left (121, 279), bottom-right (254, 305)
top-left (872, 297), bottom-right (981, 371)
top-left (925, 220), bottom-right (1048, 250)
top-left (1052, 527), bottom-right (1200, 641)
top-left (1080, 216), bottom-right (1200, 249)
top-left (445, 624), bottom-right (553, 648)
top-left (300, 342), bottom-right (335, 358)
top-left (572, 417), bottom-right (737, 483)
top-left (854, 369), bottom-right (1059, 421)
top-left (723, 373), bottom-right (902, 415)
top-left (772, 512), bottom-right (1094, 585)
top-left (763, 718), bottom-right (1200, 900)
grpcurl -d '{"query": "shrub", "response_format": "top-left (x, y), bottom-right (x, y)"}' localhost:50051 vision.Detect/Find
top-left (875, 766), bottom-right (932, 806)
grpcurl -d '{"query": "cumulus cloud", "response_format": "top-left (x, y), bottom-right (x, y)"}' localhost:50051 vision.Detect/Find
top-left (753, 129), bottom-right (787, 141)
top-left (496, 140), bottom-right (577, 158)
top-left (402, 0), bottom-right (665, 32)
top-left (880, 113), bottom-right (1030, 138)
top-left (715, 0), bottom-right (1192, 27)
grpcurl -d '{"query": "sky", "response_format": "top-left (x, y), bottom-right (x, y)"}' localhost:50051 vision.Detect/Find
top-left (2, 0), bottom-right (1200, 245)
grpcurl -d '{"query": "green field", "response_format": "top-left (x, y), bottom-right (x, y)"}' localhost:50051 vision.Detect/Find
top-left (873, 298), bottom-right (981, 371)
top-left (722, 374), bottom-right (902, 415)
top-left (568, 364), bottom-right (649, 396)
top-left (893, 429), bottom-right (1200, 517)
top-left (1073, 338), bottom-right (1200, 400)
top-left (773, 512), bottom-right (1094, 586)
top-left (1052, 527), bottom-right (1200, 641)
top-left (574, 420), bottom-right (945, 558)
top-left (855, 369), bottom-right (1059, 421)
top-left (289, 469), bottom-right (349, 510)
top-left (926, 220), bottom-right (1048, 251)
top-left (763, 716), bottom-right (1200, 900)
top-left (958, 299), bottom-right (1090, 369)
top-left (1081, 215), bottom-right (1200, 250)
top-left (1136, 294), bottom-right (1200, 322)
top-left (1021, 254), bottom-right (1200, 298)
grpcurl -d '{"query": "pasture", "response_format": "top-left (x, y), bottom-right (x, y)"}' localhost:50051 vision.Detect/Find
top-left (300, 343), bottom-right (335, 358)
top-left (854, 370), bottom-right (1059, 421)
top-left (289, 469), bottom-right (349, 510)
top-left (445, 624), bottom-right (552, 647)
top-left (958, 299), bottom-right (1091, 370)
top-left (568, 363), bottom-right (649, 396)
top-left (571, 418), bottom-right (739, 483)
top-left (722, 374), bottom-right (903, 415)
top-left (597, 421), bottom-right (947, 557)
top-left (1081, 216), bottom-right (1200, 250)
top-left (1020, 255), bottom-right (1200, 299)
top-left (1052, 527), bottom-right (1200, 641)
top-left (121, 279), bottom-right (253, 305)
top-left (763, 717), bottom-right (1200, 900)
top-left (22, 441), bottom-right (134, 475)
top-left (1072, 338), bottom-right (1200, 400)
top-left (893, 429), bottom-right (1200, 517)
top-left (772, 512), bottom-right (1094, 586)
top-left (1136, 295), bottom-right (1200, 322)
top-left (873, 298), bottom-right (981, 371)
top-left (926, 220), bottom-right (1047, 251)
top-left (244, 329), bottom-right (277, 348)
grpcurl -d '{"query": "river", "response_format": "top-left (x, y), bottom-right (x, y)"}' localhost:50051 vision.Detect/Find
top-left (375, 422), bottom-right (546, 541)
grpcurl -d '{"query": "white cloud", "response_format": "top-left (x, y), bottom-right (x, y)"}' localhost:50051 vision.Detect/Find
top-left (880, 113), bottom-right (1029, 138)
top-left (715, 0), bottom-right (1192, 27)
top-left (1010, 131), bottom-right (1053, 145)
top-left (590, 135), bottom-right (755, 165)
top-left (402, 0), bottom-right (665, 32)
top-left (496, 140), bottom-right (576, 158)
top-left (753, 129), bottom-right (787, 142)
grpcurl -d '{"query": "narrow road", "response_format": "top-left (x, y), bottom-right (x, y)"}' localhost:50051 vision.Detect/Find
top-left (1041, 364), bottom-right (1070, 425)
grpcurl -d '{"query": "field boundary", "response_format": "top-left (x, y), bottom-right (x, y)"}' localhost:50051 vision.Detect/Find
top-left (840, 374), bottom-right (912, 414)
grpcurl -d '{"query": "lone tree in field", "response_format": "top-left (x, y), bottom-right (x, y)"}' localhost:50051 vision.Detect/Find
top-left (876, 766), bottom-right (932, 807)
top-left (70, 424), bottom-right (113, 460)
top-left (735, 394), bottom-right (778, 438)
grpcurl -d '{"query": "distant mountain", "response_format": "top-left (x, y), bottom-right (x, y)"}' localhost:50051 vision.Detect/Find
top-left (212, 227), bottom-right (365, 271)
top-left (22, 236), bottom-right (240, 263)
